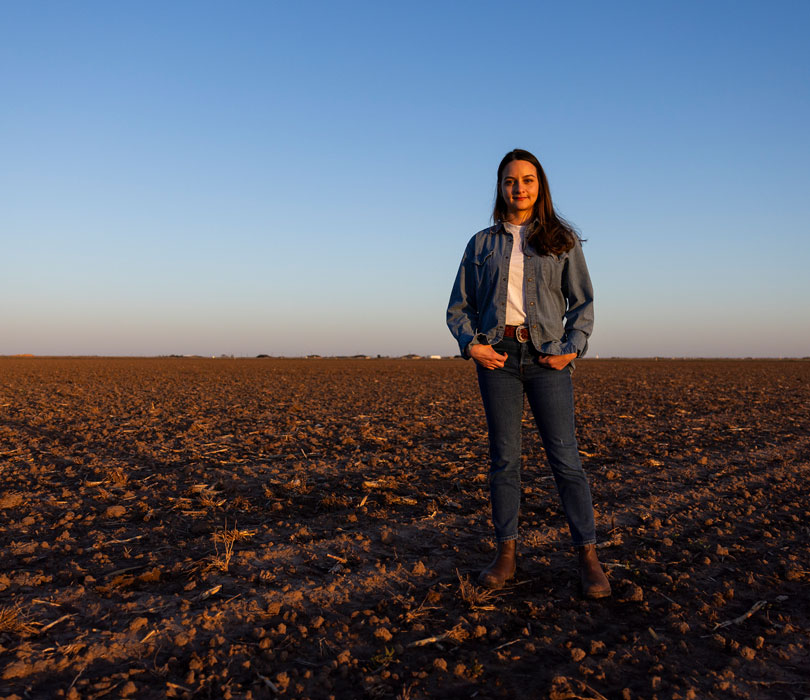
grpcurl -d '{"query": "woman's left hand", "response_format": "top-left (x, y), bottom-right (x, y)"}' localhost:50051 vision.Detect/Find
top-left (537, 352), bottom-right (577, 370)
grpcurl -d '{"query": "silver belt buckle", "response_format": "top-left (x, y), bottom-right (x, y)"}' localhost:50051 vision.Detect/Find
top-left (516, 326), bottom-right (529, 343)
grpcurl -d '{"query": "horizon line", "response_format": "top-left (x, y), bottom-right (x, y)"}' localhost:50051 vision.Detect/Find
top-left (2, 354), bottom-right (809, 361)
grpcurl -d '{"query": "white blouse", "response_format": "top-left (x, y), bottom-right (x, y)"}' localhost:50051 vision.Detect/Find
top-left (503, 221), bottom-right (528, 326)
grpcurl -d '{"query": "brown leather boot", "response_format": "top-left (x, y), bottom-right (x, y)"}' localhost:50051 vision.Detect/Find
top-left (577, 544), bottom-right (611, 599)
top-left (478, 540), bottom-right (517, 589)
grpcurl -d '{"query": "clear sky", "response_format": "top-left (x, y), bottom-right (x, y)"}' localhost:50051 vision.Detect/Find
top-left (2, 1), bottom-right (809, 358)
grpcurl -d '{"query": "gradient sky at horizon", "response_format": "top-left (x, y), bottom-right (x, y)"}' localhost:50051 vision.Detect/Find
top-left (2, 1), bottom-right (809, 358)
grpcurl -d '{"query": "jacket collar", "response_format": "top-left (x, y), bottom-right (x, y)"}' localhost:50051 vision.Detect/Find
top-left (490, 218), bottom-right (539, 234)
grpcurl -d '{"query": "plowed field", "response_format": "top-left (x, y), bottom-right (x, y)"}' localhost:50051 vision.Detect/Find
top-left (1, 358), bottom-right (808, 699)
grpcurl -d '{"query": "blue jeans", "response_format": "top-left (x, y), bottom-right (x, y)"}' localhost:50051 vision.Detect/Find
top-left (476, 336), bottom-right (596, 546)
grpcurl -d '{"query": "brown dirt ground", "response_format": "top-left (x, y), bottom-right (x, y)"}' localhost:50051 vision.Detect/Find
top-left (0, 357), bottom-right (808, 700)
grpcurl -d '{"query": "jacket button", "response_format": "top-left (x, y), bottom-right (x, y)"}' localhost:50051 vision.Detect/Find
top-left (530, 302), bottom-right (535, 306)
top-left (527, 277), bottom-right (533, 282)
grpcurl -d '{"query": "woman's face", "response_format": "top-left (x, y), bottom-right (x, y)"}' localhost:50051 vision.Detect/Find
top-left (500, 159), bottom-right (539, 223)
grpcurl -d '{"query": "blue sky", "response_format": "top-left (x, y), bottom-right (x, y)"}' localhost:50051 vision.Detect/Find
top-left (2, 1), bottom-right (809, 357)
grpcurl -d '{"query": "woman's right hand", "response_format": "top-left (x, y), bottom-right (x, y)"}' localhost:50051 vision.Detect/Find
top-left (469, 343), bottom-right (508, 370)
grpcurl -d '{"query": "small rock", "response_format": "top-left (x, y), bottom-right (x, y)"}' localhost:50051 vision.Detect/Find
top-left (432, 658), bottom-right (447, 672)
top-left (0, 493), bottom-right (24, 509)
top-left (570, 647), bottom-right (586, 662)
top-left (624, 585), bottom-right (644, 602)
top-left (589, 640), bottom-right (606, 654)
top-left (337, 650), bottom-right (351, 665)
top-left (740, 646), bottom-right (756, 660)
top-left (2, 661), bottom-right (29, 680)
top-left (275, 672), bottom-right (290, 691)
top-left (129, 617), bottom-right (149, 632)
top-left (374, 627), bottom-right (393, 642)
top-left (453, 663), bottom-right (466, 677)
top-left (120, 681), bottom-right (137, 696)
top-left (473, 625), bottom-right (487, 638)
top-left (105, 505), bottom-right (126, 518)
top-left (412, 561), bottom-right (427, 576)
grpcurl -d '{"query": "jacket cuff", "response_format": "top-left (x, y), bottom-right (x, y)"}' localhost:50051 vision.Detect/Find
top-left (562, 330), bottom-right (589, 357)
top-left (463, 334), bottom-right (487, 359)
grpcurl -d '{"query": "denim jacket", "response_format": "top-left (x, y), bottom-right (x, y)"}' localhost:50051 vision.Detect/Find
top-left (447, 222), bottom-right (594, 358)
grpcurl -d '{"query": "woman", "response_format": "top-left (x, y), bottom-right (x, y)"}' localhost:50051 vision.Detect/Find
top-left (446, 149), bottom-right (610, 598)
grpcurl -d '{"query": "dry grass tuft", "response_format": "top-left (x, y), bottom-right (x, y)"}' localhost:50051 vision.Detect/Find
top-left (456, 570), bottom-right (497, 609)
top-left (191, 483), bottom-right (226, 508)
top-left (396, 683), bottom-right (416, 700)
top-left (0, 605), bottom-right (37, 636)
top-left (206, 523), bottom-right (253, 573)
top-left (108, 466), bottom-right (129, 487)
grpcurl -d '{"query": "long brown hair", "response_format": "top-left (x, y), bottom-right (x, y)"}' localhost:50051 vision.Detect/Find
top-left (492, 149), bottom-right (581, 255)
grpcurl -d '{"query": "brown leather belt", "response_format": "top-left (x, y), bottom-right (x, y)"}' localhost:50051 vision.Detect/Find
top-left (504, 325), bottom-right (530, 342)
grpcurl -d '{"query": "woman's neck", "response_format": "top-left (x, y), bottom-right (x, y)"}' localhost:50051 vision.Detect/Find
top-left (504, 212), bottom-right (533, 225)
